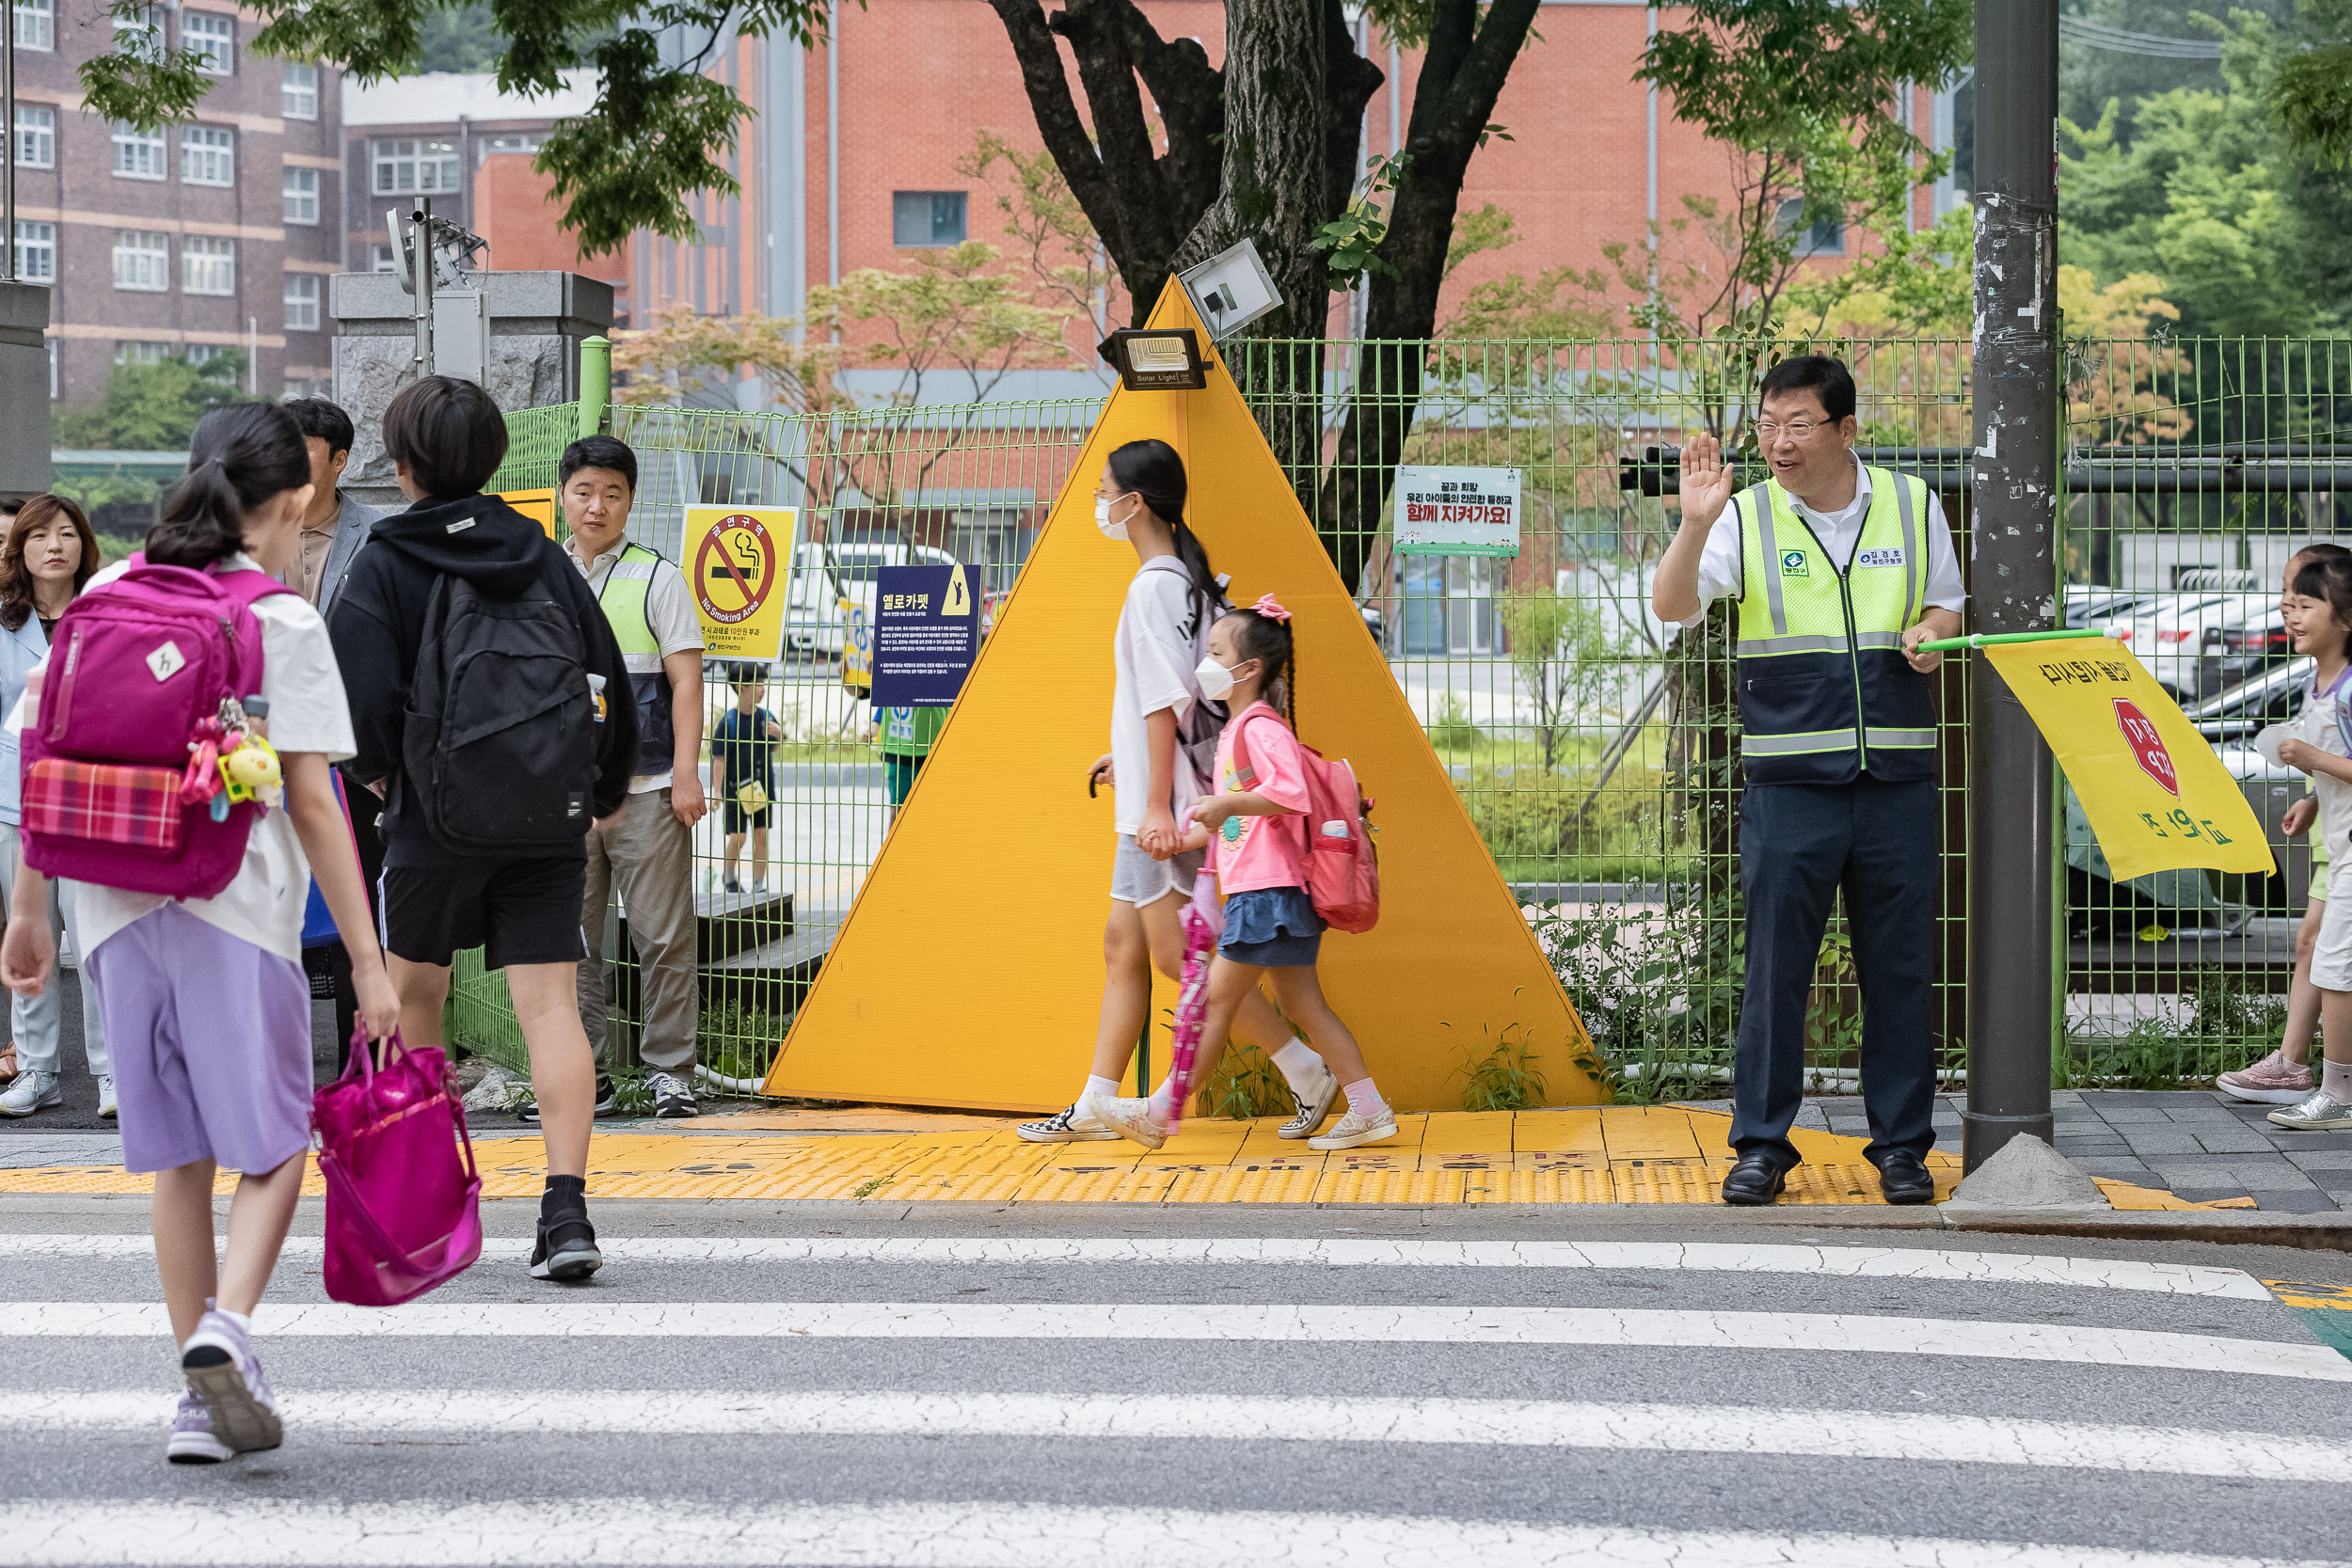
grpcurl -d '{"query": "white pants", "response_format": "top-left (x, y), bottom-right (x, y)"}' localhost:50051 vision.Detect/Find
top-left (0, 823), bottom-right (109, 1078)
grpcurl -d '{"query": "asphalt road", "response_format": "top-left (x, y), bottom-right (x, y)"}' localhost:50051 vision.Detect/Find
top-left (4, 1198), bottom-right (2350, 1567)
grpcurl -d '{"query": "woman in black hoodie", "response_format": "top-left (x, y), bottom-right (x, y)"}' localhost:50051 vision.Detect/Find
top-left (327, 375), bottom-right (637, 1284)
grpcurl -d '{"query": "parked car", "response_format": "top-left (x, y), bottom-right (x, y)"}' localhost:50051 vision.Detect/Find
top-left (2098, 592), bottom-right (2239, 701)
top-left (785, 539), bottom-right (960, 657)
top-left (2187, 655), bottom-right (2312, 743)
top-left (2198, 597), bottom-right (2296, 699)
top-left (2064, 585), bottom-right (2151, 628)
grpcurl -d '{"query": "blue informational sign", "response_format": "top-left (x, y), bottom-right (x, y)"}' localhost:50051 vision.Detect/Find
top-left (870, 562), bottom-right (980, 708)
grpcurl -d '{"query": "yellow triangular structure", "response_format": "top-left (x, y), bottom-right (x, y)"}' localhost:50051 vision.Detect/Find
top-left (763, 283), bottom-right (1600, 1113)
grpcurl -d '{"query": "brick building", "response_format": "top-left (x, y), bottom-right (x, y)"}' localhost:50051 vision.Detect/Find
top-left (22, 0), bottom-right (345, 406)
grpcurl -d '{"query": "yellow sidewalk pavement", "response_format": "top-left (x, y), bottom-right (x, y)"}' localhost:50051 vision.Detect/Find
top-left (0, 1105), bottom-right (2244, 1209)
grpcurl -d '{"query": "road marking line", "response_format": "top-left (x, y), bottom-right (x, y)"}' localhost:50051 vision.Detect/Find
top-left (4, 1301), bottom-right (2344, 1381)
top-left (0, 1500), bottom-right (2332, 1568)
top-left (9, 1388), bottom-right (2352, 1481)
top-left (0, 1235), bottom-right (2273, 1297)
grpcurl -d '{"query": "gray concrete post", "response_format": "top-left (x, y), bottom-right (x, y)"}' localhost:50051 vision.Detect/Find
top-left (0, 280), bottom-right (52, 499)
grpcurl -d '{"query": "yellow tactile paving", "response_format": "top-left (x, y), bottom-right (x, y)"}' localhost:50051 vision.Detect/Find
top-left (0, 1107), bottom-right (2250, 1210)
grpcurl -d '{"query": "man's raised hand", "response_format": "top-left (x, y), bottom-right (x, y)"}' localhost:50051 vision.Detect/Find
top-left (1678, 432), bottom-right (1739, 530)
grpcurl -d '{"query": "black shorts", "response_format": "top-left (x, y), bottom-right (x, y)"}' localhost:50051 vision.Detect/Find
top-left (723, 798), bottom-right (771, 833)
top-left (379, 856), bottom-right (590, 972)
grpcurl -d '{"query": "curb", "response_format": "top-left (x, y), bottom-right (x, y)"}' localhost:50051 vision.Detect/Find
top-left (1936, 1205), bottom-right (2352, 1253)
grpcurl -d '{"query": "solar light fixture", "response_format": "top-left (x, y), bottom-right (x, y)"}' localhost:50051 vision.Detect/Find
top-left (1099, 327), bottom-right (1208, 391)
top-left (1178, 239), bottom-right (1283, 340)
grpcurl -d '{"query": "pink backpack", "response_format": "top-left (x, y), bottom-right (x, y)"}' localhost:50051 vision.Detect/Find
top-left (1234, 710), bottom-right (1380, 934)
top-left (19, 557), bottom-right (291, 899)
top-left (312, 1025), bottom-right (482, 1306)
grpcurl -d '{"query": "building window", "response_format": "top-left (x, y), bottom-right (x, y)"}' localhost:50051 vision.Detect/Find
top-left (183, 343), bottom-right (230, 369)
top-left (14, 220), bottom-right (53, 284)
top-left (892, 191), bottom-right (967, 248)
top-left (1776, 198), bottom-right (1846, 258)
top-left (116, 341), bottom-right (172, 366)
top-left (479, 132), bottom-right (543, 156)
top-left (280, 61), bottom-right (318, 119)
top-left (12, 104), bottom-right (52, 168)
top-left (112, 230), bottom-right (169, 292)
top-left (182, 126), bottom-right (234, 187)
top-left (112, 121), bottom-right (167, 181)
top-left (14, 0), bottom-right (52, 53)
top-left (113, 3), bottom-right (162, 58)
top-left (283, 166), bottom-right (320, 226)
top-left (284, 273), bottom-right (321, 331)
top-left (181, 10), bottom-right (232, 74)
top-left (183, 235), bottom-right (235, 295)
top-left (371, 243), bottom-right (398, 274)
top-left (372, 138), bottom-right (458, 196)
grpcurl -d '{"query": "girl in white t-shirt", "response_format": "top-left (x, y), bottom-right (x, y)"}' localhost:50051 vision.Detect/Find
top-left (1, 405), bottom-right (400, 1465)
top-left (1016, 438), bottom-right (1341, 1146)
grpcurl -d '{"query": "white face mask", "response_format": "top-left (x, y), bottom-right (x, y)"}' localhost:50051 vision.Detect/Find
top-left (1195, 654), bottom-right (1243, 702)
top-left (1094, 495), bottom-right (1129, 541)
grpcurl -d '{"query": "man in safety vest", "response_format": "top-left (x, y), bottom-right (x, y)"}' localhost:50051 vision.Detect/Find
top-left (1651, 355), bottom-right (1964, 1206)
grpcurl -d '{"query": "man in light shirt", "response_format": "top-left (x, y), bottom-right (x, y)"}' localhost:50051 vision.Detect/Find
top-left (1651, 355), bottom-right (1964, 1208)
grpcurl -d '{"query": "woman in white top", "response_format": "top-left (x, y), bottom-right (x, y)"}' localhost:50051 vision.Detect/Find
top-left (1017, 439), bottom-right (1342, 1144)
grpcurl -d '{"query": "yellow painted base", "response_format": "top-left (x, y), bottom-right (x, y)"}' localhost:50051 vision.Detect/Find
top-left (0, 1107), bottom-right (2246, 1211)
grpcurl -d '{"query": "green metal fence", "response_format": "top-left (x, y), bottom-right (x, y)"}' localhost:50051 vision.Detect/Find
top-left (448, 333), bottom-right (2352, 1107)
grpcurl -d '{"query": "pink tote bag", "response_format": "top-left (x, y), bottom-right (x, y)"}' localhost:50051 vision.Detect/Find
top-left (311, 1024), bottom-right (483, 1307)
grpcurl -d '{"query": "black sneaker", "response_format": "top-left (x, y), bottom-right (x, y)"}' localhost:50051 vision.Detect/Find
top-left (531, 1205), bottom-right (603, 1282)
top-left (517, 1074), bottom-right (618, 1125)
top-left (647, 1069), bottom-right (698, 1119)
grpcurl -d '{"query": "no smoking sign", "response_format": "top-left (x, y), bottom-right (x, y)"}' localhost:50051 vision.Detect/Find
top-left (683, 505), bottom-right (799, 660)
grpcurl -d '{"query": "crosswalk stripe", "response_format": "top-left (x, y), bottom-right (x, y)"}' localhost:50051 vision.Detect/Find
top-left (9, 1388), bottom-right (2350, 1481)
top-left (0, 1499), bottom-right (2332, 1568)
top-left (0, 1234), bottom-right (2275, 1298)
top-left (6, 1301), bottom-right (2344, 1381)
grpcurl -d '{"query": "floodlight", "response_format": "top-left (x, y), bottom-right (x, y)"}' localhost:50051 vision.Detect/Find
top-left (1099, 327), bottom-right (1208, 391)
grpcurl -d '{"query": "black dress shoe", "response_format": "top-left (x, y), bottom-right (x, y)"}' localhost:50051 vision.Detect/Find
top-left (1877, 1151), bottom-right (1935, 1205)
top-left (1720, 1150), bottom-right (1789, 1206)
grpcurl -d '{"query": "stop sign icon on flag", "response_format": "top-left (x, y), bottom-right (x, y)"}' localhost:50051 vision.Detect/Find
top-left (2112, 697), bottom-right (2180, 797)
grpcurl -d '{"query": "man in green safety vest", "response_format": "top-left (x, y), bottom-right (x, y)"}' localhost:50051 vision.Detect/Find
top-left (1651, 356), bottom-right (1964, 1207)
top-left (548, 436), bottom-right (709, 1122)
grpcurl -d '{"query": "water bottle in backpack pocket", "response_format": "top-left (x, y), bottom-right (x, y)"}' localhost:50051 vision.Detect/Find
top-left (402, 575), bottom-right (601, 854)
top-left (18, 559), bottom-right (294, 899)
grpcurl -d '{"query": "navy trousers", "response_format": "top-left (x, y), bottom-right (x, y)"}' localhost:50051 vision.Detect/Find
top-left (1727, 777), bottom-right (1940, 1169)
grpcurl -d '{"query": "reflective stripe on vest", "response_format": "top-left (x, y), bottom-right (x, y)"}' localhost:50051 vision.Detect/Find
top-left (1733, 466), bottom-right (1937, 783)
top-left (592, 543), bottom-right (675, 775)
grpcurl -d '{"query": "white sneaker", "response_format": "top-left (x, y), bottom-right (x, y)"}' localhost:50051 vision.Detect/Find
top-left (1016, 1101), bottom-right (1120, 1143)
top-left (2269, 1085), bottom-right (2352, 1131)
top-left (1278, 1063), bottom-right (1341, 1139)
top-left (1309, 1107), bottom-right (1398, 1150)
top-left (1084, 1091), bottom-right (1168, 1150)
top-left (96, 1075), bottom-right (117, 1119)
top-left (0, 1069), bottom-right (59, 1117)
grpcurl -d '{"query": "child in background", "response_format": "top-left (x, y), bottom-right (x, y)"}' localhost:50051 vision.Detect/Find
top-left (2266, 551), bottom-right (2352, 1131)
top-left (2222, 542), bottom-right (2352, 1103)
top-left (713, 663), bottom-right (783, 894)
top-left (867, 699), bottom-right (945, 827)
top-left (1, 404), bottom-right (399, 1464)
top-left (1089, 594), bottom-right (1394, 1152)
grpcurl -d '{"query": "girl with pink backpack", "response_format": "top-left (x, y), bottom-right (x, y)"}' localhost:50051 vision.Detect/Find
top-left (0, 404), bottom-right (399, 1465)
top-left (1090, 594), bottom-right (1395, 1151)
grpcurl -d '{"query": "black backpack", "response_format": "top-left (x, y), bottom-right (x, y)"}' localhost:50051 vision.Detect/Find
top-left (401, 573), bottom-right (599, 855)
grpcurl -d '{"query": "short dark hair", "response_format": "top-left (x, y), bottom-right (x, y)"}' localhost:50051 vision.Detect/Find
top-left (1758, 354), bottom-right (1857, 424)
top-left (560, 435), bottom-right (638, 492)
top-left (381, 375), bottom-right (509, 499)
top-left (281, 396), bottom-right (358, 458)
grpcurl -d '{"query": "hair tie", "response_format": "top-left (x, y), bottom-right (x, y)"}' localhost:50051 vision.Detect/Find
top-left (1251, 594), bottom-right (1291, 624)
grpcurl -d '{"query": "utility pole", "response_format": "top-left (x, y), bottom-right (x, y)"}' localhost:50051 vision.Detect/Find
top-left (1964, 0), bottom-right (2061, 1171)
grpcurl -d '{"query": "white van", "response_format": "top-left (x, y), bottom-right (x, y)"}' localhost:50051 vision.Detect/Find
top-left (785, 538), bottom-right (959, 657)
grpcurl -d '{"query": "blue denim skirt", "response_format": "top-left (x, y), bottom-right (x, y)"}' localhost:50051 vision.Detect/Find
top-left (1219, 886), bottom-right (1325, 967)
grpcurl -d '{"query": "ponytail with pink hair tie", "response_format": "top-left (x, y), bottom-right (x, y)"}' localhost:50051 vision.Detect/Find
top-left (1250, 594), bottom-right (1291, 623)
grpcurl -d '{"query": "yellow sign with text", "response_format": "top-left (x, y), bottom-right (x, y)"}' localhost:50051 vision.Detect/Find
top-left (683, 505), bottom-right (799, 662)
top-left (1984, 641), bottom-right (2273, 882)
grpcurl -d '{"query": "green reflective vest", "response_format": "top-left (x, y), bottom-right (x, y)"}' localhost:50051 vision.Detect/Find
top-left (592, 542), bottom-right (675, 777)
top-left (1733, 466), bottom-right (1939, 784)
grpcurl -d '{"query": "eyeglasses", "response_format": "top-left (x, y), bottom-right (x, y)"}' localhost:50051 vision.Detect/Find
top-left (1755, 420), bottom-right (1828, 441)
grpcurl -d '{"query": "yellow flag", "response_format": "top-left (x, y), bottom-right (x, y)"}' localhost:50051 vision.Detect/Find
top-left (1983, 641), bottom-right (2273, 882)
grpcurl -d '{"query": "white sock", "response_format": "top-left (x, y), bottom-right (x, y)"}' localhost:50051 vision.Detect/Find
top-left (1270, 1039), bottom-right (1327, 1095)
top-left (2325, 1058), bottom-right (2352, 1101)
top-left (1148, 1078), bottom-right (1176, 1121)
top-left (1083, 1075), bottom-right (1120, 1105)
top-left (1342, 1077), bottom-right (1388, 1119)
top-left (215, 1307), bottom-right (252, 1333)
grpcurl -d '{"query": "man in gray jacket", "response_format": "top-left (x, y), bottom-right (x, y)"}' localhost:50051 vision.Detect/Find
top-left (282, 398), bottom-right (383, 613)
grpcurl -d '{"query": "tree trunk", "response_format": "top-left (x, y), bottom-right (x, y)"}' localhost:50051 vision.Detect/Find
top-left (1317, 0), bottom-right (1541, 594)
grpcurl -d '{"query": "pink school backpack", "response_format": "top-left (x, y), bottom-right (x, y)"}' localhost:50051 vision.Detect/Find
top-left (19, 556), bottom-right (292, 898)
top-left (1233, 709), bottom-right (1381, 934)
top-left (312, 1024), bottom-right (483, 1307)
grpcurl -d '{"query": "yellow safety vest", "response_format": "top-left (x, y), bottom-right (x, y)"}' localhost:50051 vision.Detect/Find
top-left (1733, 466), bottom-right (1939, 784)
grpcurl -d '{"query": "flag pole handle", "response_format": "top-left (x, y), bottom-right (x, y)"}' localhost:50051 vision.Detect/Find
top-left (1916, 628), bottom-right (2126, 653)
